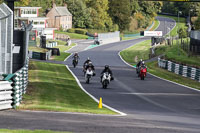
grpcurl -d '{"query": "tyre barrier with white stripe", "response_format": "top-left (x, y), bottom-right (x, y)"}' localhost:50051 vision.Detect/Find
top-left (158, 58), bottom-right (200, 82)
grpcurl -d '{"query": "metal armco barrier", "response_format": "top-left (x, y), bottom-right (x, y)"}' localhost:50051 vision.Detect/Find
top-left (158, 58), bottom-right (200, 82)
top-left (0, 81), bottom-right (13, 110)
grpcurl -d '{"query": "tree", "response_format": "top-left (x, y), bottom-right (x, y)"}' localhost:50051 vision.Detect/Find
top-left (65, 0), bottom-right (93, 28)
top-left (15, 0), bottom-right (30, 6)
top-left (108, 0), bottom-right (131, 31)
top-left (86, 0), bottom-right (113, 30)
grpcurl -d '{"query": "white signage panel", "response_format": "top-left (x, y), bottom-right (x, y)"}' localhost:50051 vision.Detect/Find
top-left (144, 31), bottom-right (163, 37)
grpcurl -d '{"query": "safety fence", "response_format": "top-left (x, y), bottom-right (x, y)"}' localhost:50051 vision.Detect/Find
top-left (0, 81), bottom-right (13, 110)
top-left (0, 58), bottom-right (29, 110)
top-left (158, 58), bottom-right (200, 82)
top-left (0, 3), bottom-right (13, 75)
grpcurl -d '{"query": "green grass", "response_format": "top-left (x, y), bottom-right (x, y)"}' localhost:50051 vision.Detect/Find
top-left (0, 129), bottom-right (71, 133)
top-left (120, 40), bottom-right (151, 64)
top-left (150, 19), bottom-right (160, 31)
top-left (55, 31), bottom-right (88, 39)
top-left (147, 61), bottom-right (200, 90)
top-left (51, 43), bottom-right (76, 61)
top-left (158, 14), bottom-right (187, 37)
top-left (120, 39), bottom-right (200, 90)
top-left (19, 61), bottom-right (116, 114)
top-left (48, 39), bottom-right (67, 46)
top-left (154, 40), bottom-right (200, 68)
top-left (122, 19), bottom-right (159, 41)
top-left (28, 46), bottom-right (49, 53)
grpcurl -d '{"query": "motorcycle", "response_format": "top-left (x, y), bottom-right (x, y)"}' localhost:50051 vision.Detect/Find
top-left (83, 63), bottom-right (88, 76)
top-left (72, 57), bottom-right (78, 68)
top-left (101, 72), bottom-right (111, 89)
top-left (85, 67), bottom-right (94, 84)
top-left (139, 66), bottom-right (147, 80)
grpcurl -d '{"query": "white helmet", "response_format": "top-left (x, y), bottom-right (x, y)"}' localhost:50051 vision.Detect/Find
top-left (142, 61), bottom-right (145, 65)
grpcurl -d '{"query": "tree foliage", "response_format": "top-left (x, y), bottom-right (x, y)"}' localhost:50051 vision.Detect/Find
top-left (0, 0), bottom-right (163, 32)
top-left (108, 0), bottom-right (131, 31)
top-left (65, 0), bottom-right (93, 28)
top-left (162, 2), bottom-right (200, 16)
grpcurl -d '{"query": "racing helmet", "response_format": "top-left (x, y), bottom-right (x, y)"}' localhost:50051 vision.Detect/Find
top-left (105, 65), bottom-right (109, 69)
top-left (142, 61), bottom-right (145, 65)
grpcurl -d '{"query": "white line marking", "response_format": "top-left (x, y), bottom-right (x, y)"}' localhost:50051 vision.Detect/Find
top-left (118, 42), bottom-right (200, 93)
top-left (66, 65), bottom-right (127, 116)
top-left (20, 110), bottom-right (123, 117)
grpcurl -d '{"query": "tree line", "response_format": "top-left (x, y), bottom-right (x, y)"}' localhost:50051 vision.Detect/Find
top-left (1, 0), bottom-right (200, 31)
top-left (0, 0), bottom-right (162, 32)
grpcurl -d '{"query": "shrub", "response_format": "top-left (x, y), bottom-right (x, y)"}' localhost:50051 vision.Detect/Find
top-left (74, 29), bottom-right (87, 35)
top-left (67, 28), bottom-right (75, 33)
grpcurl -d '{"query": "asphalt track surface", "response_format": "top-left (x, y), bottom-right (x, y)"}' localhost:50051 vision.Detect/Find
top-left (1, 16), bottom-right (200, 133)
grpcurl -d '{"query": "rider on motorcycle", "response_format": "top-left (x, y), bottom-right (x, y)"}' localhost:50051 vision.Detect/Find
top-left (72, 52), bottom-right (79, 60)
top-left (141, 61), bottom-right (146, 68)
top-left (101, 65), bottom-right (114, 81)
top-left (83, 57), bottom-right (91, 66)
top-left (136, 59), bottom-right (143, 74)
top-left (85, 61), bottom-right (96, 76)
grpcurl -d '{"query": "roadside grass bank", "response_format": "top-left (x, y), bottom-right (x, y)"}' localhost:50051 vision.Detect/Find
top-left (55, 31), bottom-right (88, 39)
top-left (147, 61), bottom-right (200, 90)
top-left (158, 14), bottom-right (187, 37)
top-left (122, 19), bottom-right (159, 41)
top-left (120, 40), bottom-right (200, 90)
top-left (120, 40), bottom-right (151, 65)
top-left (19, 61), bottom-right (116, 114)
top-left (0, 129), bottom-right (71, 133)
top-left (51, 43), bottom-right (76, 61)
top-left (28, 46), bottom-right (49, 53)
top-left (150, 19), bottom-right (159, 31)
top-left (156, 43), bottom-right (200, 68)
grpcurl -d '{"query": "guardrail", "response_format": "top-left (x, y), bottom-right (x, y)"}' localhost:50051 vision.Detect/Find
top-left (158, 58), bottom-right (200, 82)
top-left (0, 81), bottom-right (13, 110)
top-left (0, 58), bottom-right (29, 110)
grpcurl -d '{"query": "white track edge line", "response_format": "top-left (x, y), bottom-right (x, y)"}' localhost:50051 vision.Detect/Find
top-left (64, 45), bottom-right (126, 115)
top-left (65, 65), bottom-right (127, 116)
top-left (118, 48), bottom-right (200, 93)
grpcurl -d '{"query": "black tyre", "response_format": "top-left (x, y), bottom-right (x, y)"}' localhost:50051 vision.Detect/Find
top-left (86, 78), bottom-right (90, 84)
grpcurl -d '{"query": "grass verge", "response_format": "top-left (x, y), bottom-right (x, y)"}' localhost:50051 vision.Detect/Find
top-left (120, 40), bottom-right (151, 64)
top-left (28, 46), bottom-right (49, 53)
top-left (0, 129), bottom-right (71, 133)
top-left (150, 19), bottom-right (160, 31)
top-left (122, 19), bottom-right (159, 41)
top-left (120, 40), bottom-right (200, 90)
top-left (158, 14), bottom-right (187, 37)
top-left (155, 40), bottom-right (200, 68)
top-left (19, 61), bottom-right (116, 114)
top-left (52, 43), bottom-right (76, 61)
top-left (55, 31), bottom-right (88, 39)
top-left (147, 61), bottom-right (200, 90)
